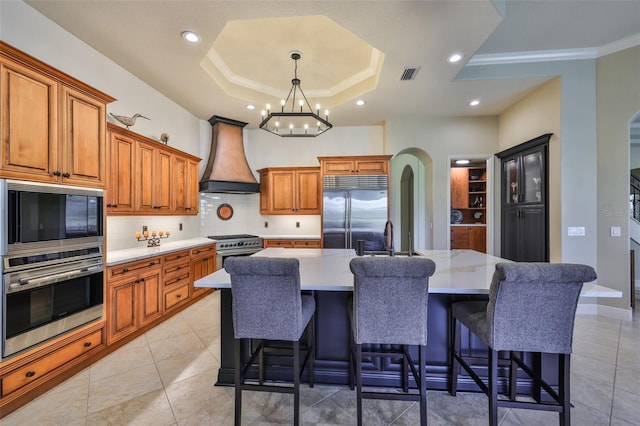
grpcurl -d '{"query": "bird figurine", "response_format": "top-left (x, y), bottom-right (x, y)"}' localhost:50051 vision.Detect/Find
top-left (109, 112), bottom-right (150, 129)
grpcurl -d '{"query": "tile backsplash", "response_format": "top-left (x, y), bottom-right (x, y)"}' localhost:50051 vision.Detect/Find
top-left (106, 193), bottom-right (321, 251)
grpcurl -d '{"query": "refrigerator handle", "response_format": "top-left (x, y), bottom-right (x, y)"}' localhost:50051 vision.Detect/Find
top-left (346, 195), bottom-right (351, 249)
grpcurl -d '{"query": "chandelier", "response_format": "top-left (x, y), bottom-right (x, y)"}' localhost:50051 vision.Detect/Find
top-left (259, 52), bottom-right (332, 137)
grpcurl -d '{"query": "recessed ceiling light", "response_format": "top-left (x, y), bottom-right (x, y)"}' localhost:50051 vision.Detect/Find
top-left (448, 53), bottom-right (463, 63)
top-left (455, 159), bottom-right (470, 165)
top-left (469, 99), bottom-right (480, 107)
top-left (181, 31), bottom-right (200, 43)
top-left (245, 104), bottom-right (255, 110)
top-left (356, 99), bottom-right (366, 106)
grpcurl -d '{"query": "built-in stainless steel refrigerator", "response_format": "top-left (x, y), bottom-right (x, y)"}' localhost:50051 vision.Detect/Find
top-left (322, 175), bottom-right (388, 250)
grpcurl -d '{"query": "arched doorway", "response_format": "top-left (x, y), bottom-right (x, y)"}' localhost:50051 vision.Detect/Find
top-left (400, 165), bottom-right (414, 252)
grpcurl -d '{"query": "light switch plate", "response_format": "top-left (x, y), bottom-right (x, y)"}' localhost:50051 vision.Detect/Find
top-left (611, 226), bottom-right (621, 237)
top-left (568, 226), bottom-right (585, 236)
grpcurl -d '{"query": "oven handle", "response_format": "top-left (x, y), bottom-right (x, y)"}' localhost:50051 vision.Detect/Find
top-left (10, 266), bottom-right (103, 291)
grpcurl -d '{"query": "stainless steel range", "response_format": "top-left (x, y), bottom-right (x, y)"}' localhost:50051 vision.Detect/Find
top-left (208, 234), bottom-right (263, 270)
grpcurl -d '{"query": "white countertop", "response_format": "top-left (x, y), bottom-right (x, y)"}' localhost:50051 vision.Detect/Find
top-left (194, 248), bottom-right (621, 297)
top-left (106, 237), bottom-right (214, 266)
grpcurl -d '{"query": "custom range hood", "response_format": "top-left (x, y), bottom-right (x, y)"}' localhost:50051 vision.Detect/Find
top-left (199, 115), bottom-right (260, 194)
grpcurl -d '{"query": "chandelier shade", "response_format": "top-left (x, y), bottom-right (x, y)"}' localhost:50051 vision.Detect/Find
top-left (259, 52), bottom-right (332, 137)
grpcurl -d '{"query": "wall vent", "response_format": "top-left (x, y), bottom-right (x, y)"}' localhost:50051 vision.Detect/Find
top-left (400, 66), bottom-right (420, 81)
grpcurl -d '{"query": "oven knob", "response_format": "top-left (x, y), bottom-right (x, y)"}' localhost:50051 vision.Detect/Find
top-left (238, 241), bottom-right (244, 247)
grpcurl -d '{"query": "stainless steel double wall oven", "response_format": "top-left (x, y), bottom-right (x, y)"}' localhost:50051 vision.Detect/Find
top-left (0, 179), bottom-right (104, 360)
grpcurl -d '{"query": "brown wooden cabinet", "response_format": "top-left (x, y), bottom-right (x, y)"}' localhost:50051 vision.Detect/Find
top-left (318, 155), bottom-right (392, 176)
top-left (106, 130), bottom-right (135, 212)
top-left (258, 167), bottom-right (321, 215)
top-left (450, 226), bottom-right (486, 253)
top-left (263, 238), bottom-right (321, 248)
top-left (190, 244), bottom-right (216, 298)
top-left (0, 42), bottom-right (114, 187)
top-left (162, 250), bottom-right (191, 313)
top-left (0, 322), bottom-right (105, 402)
top-left (106, 257), bottom-right (162, 345)
top-left (107, 124), bottom-right (201, 216)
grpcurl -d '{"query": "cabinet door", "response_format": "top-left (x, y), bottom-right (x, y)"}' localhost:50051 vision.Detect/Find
top-left (322, 160), bottom-right (354, 175)
top-left (263, 239), bottom-right (293, 248)
top-left (521, 148), bottom-right (545, 204)
top-left (270, 170), bottom-right (295, 213)
top-left (155, 149), bottom-right (172, 212)
top-left (468, 226), bottom-right (486, 253)
top-left (354, 159), bottom-right (387, 175)
top-left (296, 169), bottom-right (321, 214)
top-left (60, 86), bottom-right (106, 187)
top-left (138, 269), bottom-right (162, 327)
top-left (450, 168), bottom-right (468, 209)
top-left (173, 155), bottom-right (187, 213)
top-left (501, 208), bottom-right (520, 261)
top-left (503, 157), bottom-right (520, 206)
top-left (107, 132), bottom-right (135, 212)
top-left (186, 159), bottom-right (199, 214)
top-left (520, 207), bottom-right (546, 261)
top-left (136, 141), bottom-right (155, 212)
top-left (0, 60), bottom-right (58, 182)
top-left (191, 252), bottom-right (215, 297)
top-left (450, 227), bottom-right (469, 249)
top-left (108, 279), bottom-right (137, 344)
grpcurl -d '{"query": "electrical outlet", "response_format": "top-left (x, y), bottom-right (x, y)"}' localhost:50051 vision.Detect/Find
top-left (296, 221), bottom-right (300, 228)
top-left (264, 221), bottom-right (269, 228)
top-left (179, 223), bottom-right (183, 231)
top-left (611, 226), bottom-right (621, 237)
top-left (567, 227), bottom-right (585, 236)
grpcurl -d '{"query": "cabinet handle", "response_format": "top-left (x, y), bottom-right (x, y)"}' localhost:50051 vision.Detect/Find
top-left (176, 294), bottom-right (182, 298)
top-left (25, 371), bottom-right (36, 378)
top-left (113, 204), bottom-right (118, 208)
top-left (62, 172), bottom-right (71, 178)
top-left (149, 261), bottom-right (156, 266)
top-left (53, 171), bottom-right (61, 177)
top-left (107, 203), bottom-right (113, 208)
top-left (123, 268), bottom-right (129, 272)
top-left (84, 342), bottom-right (92, 347)
top-left (139, 278), bottom-right (145, 282)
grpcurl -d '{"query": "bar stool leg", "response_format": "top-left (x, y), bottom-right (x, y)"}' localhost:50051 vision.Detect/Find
top-left (488, 348), bottom-right (498, 426)
top-left (450, 319), bottom-right (461, 396)
top-left (403, 344), bottom-right (409, 393)
top-left (309, 315), bottom-right (315, 388)
top-left (293, 340), bottom-right (300, 426)
top-left (560, 354), bottom-right (571, 426)
top-left (419, 344), bottom-right (427, 426)
top-left (234, 338), bottom-right (242, 426)
top-left (509, 351), bottom-right (518, 401)
top-left (356, 343), bottom-right (363, 426)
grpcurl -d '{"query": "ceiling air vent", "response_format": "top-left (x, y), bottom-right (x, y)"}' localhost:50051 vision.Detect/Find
top-left (400, 66), bottom-right (420, 81)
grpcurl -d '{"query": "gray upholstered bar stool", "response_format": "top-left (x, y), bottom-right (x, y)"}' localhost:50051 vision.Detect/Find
top-left (449, 262), bottom-right (596, 426)
top-left (224, 257), bottom-right (315, 426)
top-left (349, 256), bottom-right (436, 426)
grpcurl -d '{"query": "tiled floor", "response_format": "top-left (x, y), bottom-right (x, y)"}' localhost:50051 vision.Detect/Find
top-left (3, 290), bottom-right (639, 425)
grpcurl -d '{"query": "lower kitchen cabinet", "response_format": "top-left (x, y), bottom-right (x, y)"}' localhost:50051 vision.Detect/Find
top-left (106, 257), bottom-right (162, 345)
top-left (450, 226), bottom-right (486, 253)
top-left (0, 322), bottom-right (105, 402)
top-left (162, 249), bottom-right (191, 313)
top-left (263, 238), bottom-right (321, 248)
top-left (191, 243), bottom-right (216, 297)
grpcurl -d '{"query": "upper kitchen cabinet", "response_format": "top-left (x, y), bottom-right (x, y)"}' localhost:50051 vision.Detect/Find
top-left (258, 167), bottom-right (321, 215)
top-left (106, 124), bottom-right (201, 216)
top-left (0, 42), bottom-right (114, 187)
top-left (496, 133), bottom-right (551, 262)
top-left (318, 155), bottom-right (392, 176)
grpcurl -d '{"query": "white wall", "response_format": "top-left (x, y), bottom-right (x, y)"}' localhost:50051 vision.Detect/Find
top-left (385, 117), bottom-right (499, 249)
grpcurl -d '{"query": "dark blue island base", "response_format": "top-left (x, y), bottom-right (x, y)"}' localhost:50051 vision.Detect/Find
top-left (216, 288), bottom-right (559, 397)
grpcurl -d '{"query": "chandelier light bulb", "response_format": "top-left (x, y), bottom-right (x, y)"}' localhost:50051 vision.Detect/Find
top-left (261, 110), bottom-right (266, 117)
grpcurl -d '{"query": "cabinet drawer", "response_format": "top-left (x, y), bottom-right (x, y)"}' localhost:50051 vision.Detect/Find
top-left (450, 227), bottom-right (469, 248)
top-left (163, 260), bottom-right (190, 279)
top-left (191, 244), bottom-right (215, 257)
top-left (163, 250), bottom-right (190, 264)
top-left (293, 240), bottom-right (321, 248)
top-left (109, 257), bottom-right (161, 279)
top-left (164, 284), bottom-right (190, 310)
top-left (263, 239), bottom-right (293, 248)
top-left (2, 329), bottom-right (103, 396)
top-left (164, 271), bottom-right (190, 288)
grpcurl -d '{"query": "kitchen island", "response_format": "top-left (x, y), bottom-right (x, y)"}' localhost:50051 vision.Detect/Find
top-left (195, 248), bottom-right (620, 392)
